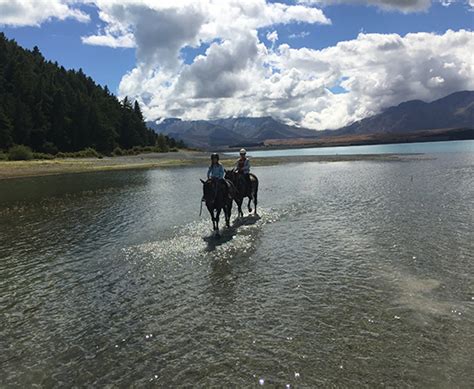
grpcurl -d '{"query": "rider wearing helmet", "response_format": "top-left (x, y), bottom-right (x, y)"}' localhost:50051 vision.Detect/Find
top-left (235, 148), bottom-right (251, 194)
top-left (207, 153), bottom-right (225, 180)
top-left (235, 149), bottom-right (250, 175)
top-left (205, 153), bottom-right (233, 200)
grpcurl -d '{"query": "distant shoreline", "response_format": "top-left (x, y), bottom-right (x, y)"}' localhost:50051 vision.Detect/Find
top-left (0, 151), bottom-right (423, 180)
top-left (222, 128), bottom-right (474, 152)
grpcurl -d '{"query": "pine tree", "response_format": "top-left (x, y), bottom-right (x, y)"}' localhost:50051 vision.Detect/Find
top-left (0, 107), bottom-right (13, 148)
top-left (134, 100), bottom-right (144, 121)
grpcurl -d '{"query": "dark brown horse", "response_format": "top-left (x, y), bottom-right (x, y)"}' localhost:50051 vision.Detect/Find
top-left (224, 170), bottom-right (258, 217)
top-left (200, 178), bottom-right (234, 237)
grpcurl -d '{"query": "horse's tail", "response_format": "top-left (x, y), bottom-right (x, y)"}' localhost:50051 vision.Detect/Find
top-left (250, 174), bottom-right (258, 211)
top-left (250, 174), bottom-right (259, 192)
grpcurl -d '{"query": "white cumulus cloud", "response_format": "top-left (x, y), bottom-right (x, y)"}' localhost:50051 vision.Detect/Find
top-left (119, 27), bottom-right (473, 130)
top-left (80, 0), bottom-right (330, 67)
top-left (0, 0), bottom-right (89, 26)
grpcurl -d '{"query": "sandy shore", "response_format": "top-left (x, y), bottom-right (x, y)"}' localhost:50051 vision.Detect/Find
top-left (0, 150), bottom-right (424, 180)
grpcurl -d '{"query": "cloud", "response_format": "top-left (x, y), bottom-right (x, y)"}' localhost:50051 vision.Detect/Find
top-left (272, 29), bottom-right (474, 129)
top-left (289, 31), bottom-right (311, 39)
top-left (298, 0), bottom-right (473, 12)
top-left (81, 33), bottom-right (135, 48)
top-left (440, 0), bottom-right (456, 6)
top-left (176, 31), bottom-right (265, 99)
top-left (0, 0), bottom-right (89, 26)
top-left (119, 28), bottom-right (473, 130)
top-left (80, 0), bottom-right (330, 69)
top-left (266, 30), bottom-right (279, 45)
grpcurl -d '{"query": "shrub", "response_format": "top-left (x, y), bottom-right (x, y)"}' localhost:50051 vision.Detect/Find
top-left (55, 148), bottom-right (101, 159)
top-left (33, 152), bottom-right (55, 160)
top-left (0, 151), bottom-right (8, 161)
top-left (81, 147), bottom-right (100, 158)
top-left (112, 147), bottom-right (124, 156)
top-left (169, 147), bottom-right (179, 152)
top-left (8, 145), bottom-right (33, 161)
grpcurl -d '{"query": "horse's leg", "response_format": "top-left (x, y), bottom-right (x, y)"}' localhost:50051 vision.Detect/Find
top-left (224, 206), bottom-right (229, 227)
top-left (248, 196), bottom-right (253, 214)
top-left (208, 208), bottom-right (216, 231)
top-left (215, 209), bottom-right (221, 236)
top-left (247, 180), bottom-right (255, 214)
top-left (253, 191), bottom-right (258, 215)
top-left (236, 198), bottom-right (243, 218)
top-left (214, 209), bottom-right (221, 231)
top-left (224, 203), bottom-right (230, 227)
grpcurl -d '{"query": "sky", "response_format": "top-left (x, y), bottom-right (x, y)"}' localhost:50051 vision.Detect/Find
top-left (0, 0), bottom-right (473, 130)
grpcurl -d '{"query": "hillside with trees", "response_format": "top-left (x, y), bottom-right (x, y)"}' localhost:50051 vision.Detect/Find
top-left (0, 33), bottom-right (183, 154)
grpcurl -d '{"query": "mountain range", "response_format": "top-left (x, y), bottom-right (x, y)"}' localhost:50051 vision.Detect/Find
top-left (334, 90), bottom-right (473, 136)
top-left (147, 90), bottom-right (474, 149)
top-left (146, 116), bottom-right (316, 149)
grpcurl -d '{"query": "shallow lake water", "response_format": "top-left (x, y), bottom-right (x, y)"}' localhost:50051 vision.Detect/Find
top-left (0, 147), bottom-right (473, 387)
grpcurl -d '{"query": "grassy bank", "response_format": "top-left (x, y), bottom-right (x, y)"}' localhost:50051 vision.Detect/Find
top-left (0, 151), bottom-right (423, 180)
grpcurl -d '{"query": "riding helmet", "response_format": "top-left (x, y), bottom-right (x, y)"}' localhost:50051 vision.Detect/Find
top-left (240, 148), bottom-right (247, 155)
top-left (211, 152), bottom-right (219, 161)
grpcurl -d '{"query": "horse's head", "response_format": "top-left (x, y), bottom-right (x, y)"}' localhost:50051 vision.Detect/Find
top-left (224, 169), bottom-right (236, 181)
top-left (200, 178), bottom-right (217, 204)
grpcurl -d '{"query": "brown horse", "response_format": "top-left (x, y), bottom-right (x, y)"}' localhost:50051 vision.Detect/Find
top-left (200, 178), bottom-right (234, 237)
top-left (224, 170), bottom-right (258, 217)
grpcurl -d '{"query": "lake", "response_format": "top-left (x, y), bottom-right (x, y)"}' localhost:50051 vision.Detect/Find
top-left (1, 144), bottom-right (473, 387)
top-left (225, 139), bottom-right (474, 158)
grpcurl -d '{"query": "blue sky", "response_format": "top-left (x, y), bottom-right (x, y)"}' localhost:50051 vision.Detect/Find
top-left (0, 1), bottom-right (472, 129)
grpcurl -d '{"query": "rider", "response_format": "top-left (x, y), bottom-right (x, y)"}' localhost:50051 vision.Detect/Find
top-left (206, 153), bottom-right (233, 199)
top-left (207, 153), bottom-right (224, 180)
top-left (235, 148), bottom-right (251, 194)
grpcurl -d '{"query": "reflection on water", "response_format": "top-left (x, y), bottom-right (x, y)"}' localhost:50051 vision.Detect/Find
top-left (0, 150), bottom-right (473, 387)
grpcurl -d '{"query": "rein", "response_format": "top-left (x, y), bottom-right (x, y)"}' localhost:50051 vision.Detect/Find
top-left (199, 198), bottom-right (204, 216)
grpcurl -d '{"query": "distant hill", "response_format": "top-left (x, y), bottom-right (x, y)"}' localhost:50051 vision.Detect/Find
top-left (0, 33), bottom-right (178, 153)
top-left (148, 91), bottom-right (473, 149)
top-left (147, 117), bottom-right (315, 149)
top-left (334, 90), bottom-right (474, 136)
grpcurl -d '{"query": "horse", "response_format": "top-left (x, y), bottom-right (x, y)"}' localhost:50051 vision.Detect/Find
top-left (200, 178), bottom-right (234, 237)
top-left (224, 170), bottom-right (258, 217)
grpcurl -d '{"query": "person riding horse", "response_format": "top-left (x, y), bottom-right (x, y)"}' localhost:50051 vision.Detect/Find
top-left (235, 149), bottom-right (252, 196)
top-left (207, 152), bottom-right (225, 180)
top-left (207, 153), bottom-right (233, 196)
top-left (202, 153), bottom-right (234, 235)
top-left (225, 149), bottom-right (258, 217)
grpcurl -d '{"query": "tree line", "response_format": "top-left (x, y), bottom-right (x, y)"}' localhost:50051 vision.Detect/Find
top-left (0, 32), bottom-right (183, 154)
